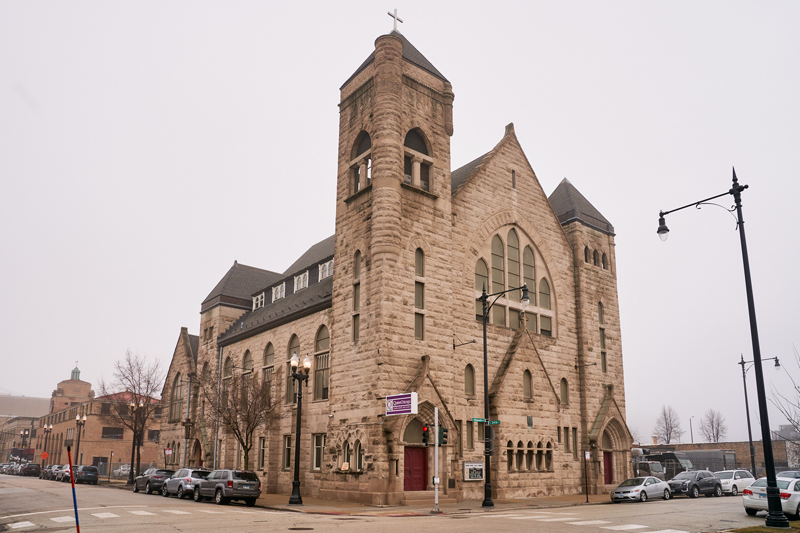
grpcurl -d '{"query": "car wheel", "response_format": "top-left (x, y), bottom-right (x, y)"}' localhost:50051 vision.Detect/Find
top-left (162, 484), bottom-right (169, 497)
top-left (663, 489), bottom-right (670, 500)
top-left (714, 485), bottom-right (722, 497)
top-left (612, 499), bottom-right (621, 503)
top-left (640, 491), bottom-right (648, 502)
top-left (178, 485), bottom-right (186, 499)
top-left (731, 485), bottom-right (738, 496)
top-left (746, 508), bottom-right (758, 516)
top-left (215, 489), bottom-right (227, 505)
top-left (690, 485), bottom-right (699, 498)
top-left (193, 487), bottom-right (203, 502)
top-left (245, 498), bottom-right (256, 507)
top-left (133, 482), bottom-right (139, 493)
top-left (145, 482), bottom-right (151, 495)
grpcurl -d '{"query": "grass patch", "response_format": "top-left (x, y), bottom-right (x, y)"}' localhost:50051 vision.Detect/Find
top-left (730, 521), bottom-right (800, 532)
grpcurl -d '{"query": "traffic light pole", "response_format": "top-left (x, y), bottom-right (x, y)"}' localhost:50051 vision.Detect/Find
top-left (432, 407), bottom-right (440, 514)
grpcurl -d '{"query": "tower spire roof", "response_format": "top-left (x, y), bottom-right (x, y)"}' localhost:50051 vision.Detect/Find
top-left (548, 178), bottom-right (615, 235)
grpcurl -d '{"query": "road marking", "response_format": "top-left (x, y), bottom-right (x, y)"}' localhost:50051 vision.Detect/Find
top-left (568, 521), bottom-right (613, 526)
top-left (8, 522), bottom-right (36, 529)
top-left (507, 516), bottom-right (559, 520)
top-left (646, 530), bottom-right (689, 533)
top-left (51, 516), bottom-right (76, 523)
top-left (162, 510), bottom-right (191, 515)
top-left (475, 514), bottom-right (526, 518)
top-left (600, 526), bottom-right (649, 531)
top-left (128, 510), bottom-right (157, 516)
top-left (92, 512), bottom-right (120, 519)
top-left (534, 517), bottom-right (581, 522)
top-left (197, 510), bottom-right (224, 514)
top-left (1, 505), bottom-right (147, 519)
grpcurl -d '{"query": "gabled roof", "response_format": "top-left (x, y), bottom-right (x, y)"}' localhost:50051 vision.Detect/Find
top-left (341, 30), bottom-right (448, 89)
top-left (548, 178), bottom-right (614, 235)
top-left (201, 261), bottom-right (282, 313)
top-left (282, 235), bottom-right (335, 276)
top-left (188, 334), bottom-right (199, 364)
top-left (451, 152), bottom-right (490, 192)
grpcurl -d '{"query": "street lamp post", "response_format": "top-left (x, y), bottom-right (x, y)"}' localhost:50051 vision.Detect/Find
top-left (43, 424), bottom-right (53, 466)
top-left (127, 400), bottom-right (145, 484)
top-left (288, 353), bottom-right (311, 505)
top-left (657, 169), bottom-right (789, 529)
top-left (739, 354), bottom-right (780, 477)
top-left (689, 416), bottom-right (695, 444)
top-left (74, 415), bottom-right (87, 466)
top-left (19, 430), bottom-right (29, 462)
top-left (479, 283), bottom-right (529, 507)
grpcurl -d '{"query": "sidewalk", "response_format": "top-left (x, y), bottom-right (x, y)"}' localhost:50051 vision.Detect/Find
top-left (254, 491), bottom-right (612, 517)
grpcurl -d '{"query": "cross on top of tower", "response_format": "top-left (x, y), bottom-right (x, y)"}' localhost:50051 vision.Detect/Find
top-left (388, 9), bottom-right (403, 32)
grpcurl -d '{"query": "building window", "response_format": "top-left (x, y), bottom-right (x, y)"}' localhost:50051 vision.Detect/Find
top-left (492, 304), bottom-right (505, 327)
top-left (147, 430), bottom-right (160, 442)
top-left (602, 253), bottom-right (608, 270)
top-left (584, 246), bottom-right (589, 263)
top-left (466, 420), bottom-right (474, 449)
top-left (272, 283), bottom-right (285, 302)
top-left (599, 302), bottom-right (604, 324)
top-left (507, 229), bottom-right (520, 301)
top-left (601, 351), bottom-right (607, 373)
top-left (258, 437), bottom-right (266, 470)
top-left (491, 235), bottom-right (504, 294)
top-left (539, 278), bottom-right (551, 310)
top-left (253, 292), bottom-right (265, 310)
top-left (414, 313), bottom-right (424, 340)
top-left (283, 436), bottom-right (292, 469)
top-left (475, 259), bottom-right (488, 293)
top-left (294, 271), bottom-right (309, 292)
top-left (169, 373), bottom-right (183, 422)
top-left (523, 370), bottom-right (532, 400)
top-left (509, 308), bottom-right (521, 330)
top-left (540, 315), bottom-right (552, 337)
top-left (403, 128), bottom-right (432, 192)
top-left (526, 312), bottom-right (537, 334)
top-left (465, 364), bottom-right (475, 396)
top-left (415, 248), bottom-right (424, 277)
top-left (313, 434), bottom-right (326, 470)
top-left (560, 378), bottom-right (569, 405)
top-left (415, 281), bottom-right (424, 309)
top-left (353, 251), bottom-right (361, 342)
top-left (286, 335), bottom-right (299, 404)
top-left (101, 403), bottom-right (111, 415)
top-left (319, 259), bottom-right (334, 281)
top-left (353, 314), bottom-right (360, 342)
top-left (354, 440), bottom-right (363, 471)
top-left (351, 131), bottom-right (372, 194)
top-left (455, 420), bottom-right (463, 457)
top-left (414, 249), bottom-right (424, 340)
top-left (342, 442), bottom-right (351, 468)
top-left (263, 343), bottom-right (274, 403)
top-left (512, 169), bottom-right (516, 189)
top-left (314, 326), bottom-right (330, 401)
top-left (101, 427), bottom-right (124, 440)
top-left (243, 350), bottom-right (253, 375)
top-left (593, 250), bottom-right (599, 266)
top-left (523, 246), bottom-right (536, 306)
top-left (478, 422), bottom-right (485, 443)
top-left (573, 428), bottom-right (579, 459)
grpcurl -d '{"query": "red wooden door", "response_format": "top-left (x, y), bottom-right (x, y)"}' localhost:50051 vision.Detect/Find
top-left (404, 447), bottom-right (428, 491)
top-left (603, 451), bottom-right (613, 484)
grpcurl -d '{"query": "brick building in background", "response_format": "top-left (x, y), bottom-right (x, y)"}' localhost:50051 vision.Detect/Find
top-left (162, 29), bottom-right (632, 504)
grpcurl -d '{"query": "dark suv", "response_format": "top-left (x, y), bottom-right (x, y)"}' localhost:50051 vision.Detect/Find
top-left (668, 470), bottom-right (722, 498)
top-left (74, 465), bottom-right (99, 485)
top-left (21, 464), bottom-right (41, 477)
top-left (193, 469), bottom-right (261, 506)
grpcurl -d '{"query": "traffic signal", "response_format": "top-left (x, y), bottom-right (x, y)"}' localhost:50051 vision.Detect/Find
top-left (422, 425), bottom-right (429, 445)
top-left (439, 426), bottom-right (448, 445)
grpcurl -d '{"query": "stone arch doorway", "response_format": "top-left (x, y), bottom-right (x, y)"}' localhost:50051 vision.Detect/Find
top-left (600, 418), bottom-right (629, 485)
top-left (191, 439), bottom-right (202, 467)
top-left (402, 418), bottom-right (428, 491)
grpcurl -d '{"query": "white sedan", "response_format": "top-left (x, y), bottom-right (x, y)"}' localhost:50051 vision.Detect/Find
top-left (715, 469), bottom-right (756, 496)
top-left (611, 476), bottom-right (671, 503)
top-left (742, 477), bottom-right (800, 517)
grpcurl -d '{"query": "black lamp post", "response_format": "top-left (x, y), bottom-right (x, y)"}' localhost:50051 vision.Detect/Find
top-left (127, 400), bottom-right (144, 484)
top-left (479, 283), bottom-right (529, 507)
top-left (20, 429), bottom-right (29, 462)
top-left (657, 168), bottom-right (789, 529)
top-left (739, 354), bottom-right (780, 477)
top-left (74, 415), bottom-right (87, 466)
top-left (43, 424), bottom-right (53, 466)
top-left (288, 352), bottom-right (311, 505)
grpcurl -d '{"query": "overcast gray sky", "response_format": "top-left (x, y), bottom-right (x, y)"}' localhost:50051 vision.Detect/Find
top-left (2, 1), bottom-right (798, 445)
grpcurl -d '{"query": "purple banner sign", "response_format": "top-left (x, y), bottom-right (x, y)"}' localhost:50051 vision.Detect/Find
top-left (386, 392), bottom-right (418, 416)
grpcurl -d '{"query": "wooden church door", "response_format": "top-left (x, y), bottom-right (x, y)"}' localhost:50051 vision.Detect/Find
top-left (404, 447), bottom-right (428, 491)
top-left (603, 451), bottom-right (614, 484)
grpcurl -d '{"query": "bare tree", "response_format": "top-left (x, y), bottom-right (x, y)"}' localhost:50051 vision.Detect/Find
top-left (629, 426), bottom-right (644, 445)
top-left (699, 409), bottom-right (728, 442)
top-left (198, 364), bottom-right (281, 471)
top-left (98, 350), bottom-right (164, 483)
top-left (772, 345), bottom-right (800, 444)
top-left (653, 405), bottom-right (684, 444)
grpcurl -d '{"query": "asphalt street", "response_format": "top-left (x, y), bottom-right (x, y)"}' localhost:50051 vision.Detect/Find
top-left (0, 473), bottom-right (780, 532)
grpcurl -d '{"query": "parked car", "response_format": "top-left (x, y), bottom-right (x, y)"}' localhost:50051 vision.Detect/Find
top-left (715, 469), bottom-right (756, 496)
top-left (133, 468), bottom-right (175, 494)
top-left (777, 471), bottom-right (800, 478)
top-left (58, 465), bottom-right (72, 482)
top-left (667, 470), bottom-right (722, 498)
top-left (743, 477), bottom-right (800, 517)
top-left (113, 464), bottom-right (131, 478)
top-left (162, 468), bottom-right (211, 499)
top-left (48, 465), bottom-right (67, 480)
top-left (193, 469), bottom-right (261, 506)
top-left (611, 476), bottom-right (671, 503)
top-left (74, 465), bottom-right (99, 485)
top-left (21, 464), bottom-right (40, 477)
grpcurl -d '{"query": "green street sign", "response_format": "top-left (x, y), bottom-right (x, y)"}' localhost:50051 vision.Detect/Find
top-left (486, 420), bottom-right (501, 425)
top-left (471, 418), bottom-right (486, 423)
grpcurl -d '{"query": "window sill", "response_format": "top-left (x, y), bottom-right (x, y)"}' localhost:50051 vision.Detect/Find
top-left (345, 184), bottom-right (372, 204)
top-left (401, 182), bottom-right (438, 200)
top-left (334, 469), bottom-right (364, 475)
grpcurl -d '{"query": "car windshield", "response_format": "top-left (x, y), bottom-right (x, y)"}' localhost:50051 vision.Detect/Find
top-left (618, 478), bottom-right (645, 487)
top-left (673, 472), bottom-right (695, 480)
top-left (751, 478), bottom-right (791, 489)
top-left (191, 470), bottom-right (210, 478)
top-left (716, 472), bottom-right (733, 479)
top-left (233, 471), bottom-right (259, 481)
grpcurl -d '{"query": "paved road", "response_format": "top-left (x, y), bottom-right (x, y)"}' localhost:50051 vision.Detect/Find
top-left (0, 473), bottom-right (779, 532)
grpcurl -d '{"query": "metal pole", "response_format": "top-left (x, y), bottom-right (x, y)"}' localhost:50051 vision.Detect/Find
top-left (689, 418), bottom-right (694, 444)
top-left (584, 449), bottom-right (589, 503)
top-left (481, 286), bottom-right (493, 507)
top-left (731, 170), bottom-right (788, 528)
top-left (740, 355), bottom-right (758, 476)
top-left (433, 407), bottom-right (440, 514)
top-left (289, 370), bottom-right (305, 505)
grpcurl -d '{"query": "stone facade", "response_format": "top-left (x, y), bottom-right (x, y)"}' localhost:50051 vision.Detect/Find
top-left (161, 30), bottom-right (632, 504)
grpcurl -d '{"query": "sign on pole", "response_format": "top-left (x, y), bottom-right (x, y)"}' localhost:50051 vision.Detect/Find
top-left (585, 451), bottom-right (591, 461)
top-left (471, 418), bottom-right (485, 423)
top-left (40, 451), bottom-right (50, 461)
top-left (486, 420), bottom-right (501, 425)
top-left (165, 448), bottom-right (173, 456)
top-left (386, 392), bottom-right (418, 416)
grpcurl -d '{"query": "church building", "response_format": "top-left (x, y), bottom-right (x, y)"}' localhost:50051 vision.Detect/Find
top-left (160, 29), bottom-right (632, 504)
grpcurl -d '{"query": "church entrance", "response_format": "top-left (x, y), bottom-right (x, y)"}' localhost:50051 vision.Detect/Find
top-left (603, 451), bottom-right (613, 484)
top-left (404, 447), bottom-right (427, 491)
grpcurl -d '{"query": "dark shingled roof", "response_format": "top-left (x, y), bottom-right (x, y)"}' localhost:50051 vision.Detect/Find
top-left (548, 178), bottom-right (615, 235)
top-left (341, 30), bottom-right (448, 89)
top-left (188, 334), bottom-right (199, 364)
top-left (218, 276), bottom-right (333, 346)
top-left (451, 152), bottom-right (490, 192)
top-left (282, 235), bottom-right (335, 276)
top-left (201, 262), bottom-right (283, 312)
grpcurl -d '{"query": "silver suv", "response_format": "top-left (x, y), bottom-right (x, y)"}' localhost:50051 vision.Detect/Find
top-left (162, 468), bottom-right (211, 499)
top-left (193, 469), bottom-right (261, 506)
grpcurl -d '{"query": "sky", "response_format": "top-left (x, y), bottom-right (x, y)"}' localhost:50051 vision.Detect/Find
top-left (1, 1), bottom-right (799, 446)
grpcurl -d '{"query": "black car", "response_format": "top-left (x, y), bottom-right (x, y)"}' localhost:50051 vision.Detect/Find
top-left (668, 470), bottom-right (722, 498)
top-left (21, 464), bottom-right (41, 477)
top-left (74, 465), bottom-right (99, 485)
top-left (133, 468), bottom-right (175, 494)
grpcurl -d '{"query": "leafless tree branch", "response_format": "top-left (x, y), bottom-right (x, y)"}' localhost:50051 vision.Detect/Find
top-left (653, 405), bottom-right (684, 444)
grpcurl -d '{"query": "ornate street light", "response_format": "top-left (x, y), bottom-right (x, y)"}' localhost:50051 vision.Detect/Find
top-left (288, 353), bottom-right (312, 505)
top-left (657, 169), bottom-right (789, 529)
top-left (74, 415), bottom-right (87, 466)
top-left (479, 283), bottom-right (529, 507)
top-left (739, 354), bottom-right (780, 479)
top-left (42, 424), bottom-right (53, 467)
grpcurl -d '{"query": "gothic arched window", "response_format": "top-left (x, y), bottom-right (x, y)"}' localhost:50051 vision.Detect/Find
top-left (403, 128), bottom-right (432, 191)
top-left (351, 131), bottom-right (372, 194)
top-left (523, 246), bottom-right (536, 306)
top-left (243, 351), bottom-right (253, 375)
top-left (584, 246), bottom-right (589, 263)
top-left (314, 326), bottom-right (330, 401)
top-left (507, 229), bottom-right (520, 302)
top-left (523, 370), bottom-right (532, 400)
top-left (169, 373), bottom-right (183, 422)
top-left (465, 364), bottom-right (475, 396)
top-left (560, 378), bottom-right (569, 405)
top-left (602, 253), bottom-right (608, 270)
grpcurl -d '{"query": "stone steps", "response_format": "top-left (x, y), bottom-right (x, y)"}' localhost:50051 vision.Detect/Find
top-left (400, 490), bottom-right (459, 506)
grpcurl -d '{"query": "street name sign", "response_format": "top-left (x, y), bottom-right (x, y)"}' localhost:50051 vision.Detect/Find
top-left (486, 420), bottom-right (500, 425)
top-left (471, 418), bottom-right (485, 423)
top-left (386, 392), bottom-right (418, 416)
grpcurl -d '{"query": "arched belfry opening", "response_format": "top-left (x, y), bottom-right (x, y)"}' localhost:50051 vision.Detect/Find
top-left (403, 128), bottom-right (433, 192)
top-left (350, 130), bottom-right (372, 194)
